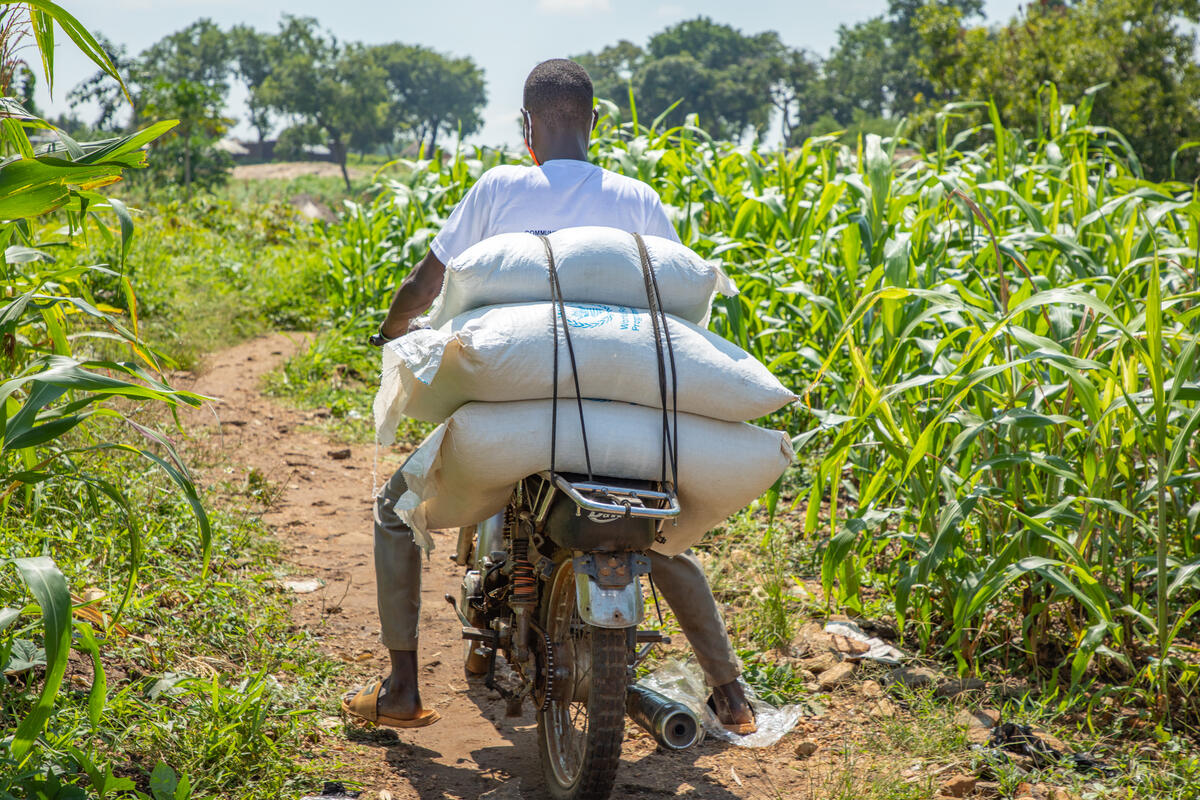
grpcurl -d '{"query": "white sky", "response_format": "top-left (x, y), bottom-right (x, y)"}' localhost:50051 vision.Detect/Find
top-left (34, 0), bottom-right (1026, 147)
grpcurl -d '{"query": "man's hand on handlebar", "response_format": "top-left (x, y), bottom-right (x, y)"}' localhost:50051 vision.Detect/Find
top-left (369, 318), bottom-right (429, 347)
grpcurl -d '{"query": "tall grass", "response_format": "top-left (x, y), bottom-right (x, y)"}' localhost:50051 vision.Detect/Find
top-left (318, 88), bottom-right (1199, 717)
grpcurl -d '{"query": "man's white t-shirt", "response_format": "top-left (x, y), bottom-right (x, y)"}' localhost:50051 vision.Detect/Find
top-left (429, 160), bottom-right (680, 264)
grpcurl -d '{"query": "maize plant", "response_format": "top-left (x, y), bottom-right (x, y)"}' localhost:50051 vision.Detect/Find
top-left (1, 0), bottom-right (210, 783)
top-left (325, 87), bottom-right (1199, 714)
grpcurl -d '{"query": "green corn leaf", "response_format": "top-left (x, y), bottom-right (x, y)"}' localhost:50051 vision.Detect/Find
top-left (4, 556), bottom-right (72, 763)
top-left (73, 620), bottom-right (107, 728)
top-left (0, 606), bottom-right (19, 632)
top-left (15, 0), bottom-right (129, 101)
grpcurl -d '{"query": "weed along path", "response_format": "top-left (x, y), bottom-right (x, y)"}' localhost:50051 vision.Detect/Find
top-left (179, 334), bottom-right (966, 800)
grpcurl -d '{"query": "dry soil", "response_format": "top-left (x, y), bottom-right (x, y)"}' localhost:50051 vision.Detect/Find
top-left (179, 333), bottom-right (903, 800)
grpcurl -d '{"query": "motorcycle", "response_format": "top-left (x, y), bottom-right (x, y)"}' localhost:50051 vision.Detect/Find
top-left (371, 242), bottom-right (703, 799)
top-left (447, 471), bottom-right (701, 800)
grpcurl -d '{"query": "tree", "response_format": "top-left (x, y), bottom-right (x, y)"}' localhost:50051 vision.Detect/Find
top-left (141, 78), bottom-right (230, 197)
top-left (574, 40), bottom-right (644, 117)
top-left (257, 16), bottom-right (389, 189)
top-left (920, 0), bottom-right (1200, 179)
top-left (375, 43), bottom-right (486, 153)
top-left (576, 18), bottom-right (783, 139)
top-left (817, 0), bottom-right (985, 127)
top-left (68, 20), bottom-right (235, 189)
top-left (67, 35), bottom-right (135, 129)
top-left (768, 48), bottom-right (825, 144)
top-left (138, 18), bottom-right (230, 88)
top-left (228, 24), bottom-right (275, 156)
top-left (636, 17), bottom-right (782, 139)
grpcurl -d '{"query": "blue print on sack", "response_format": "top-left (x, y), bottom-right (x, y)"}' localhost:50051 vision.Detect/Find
top-left (564, 303), bottom-right (641, 331)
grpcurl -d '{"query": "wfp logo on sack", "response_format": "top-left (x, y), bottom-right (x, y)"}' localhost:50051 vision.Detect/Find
top-left (565, 304), bottom-right (641, 332)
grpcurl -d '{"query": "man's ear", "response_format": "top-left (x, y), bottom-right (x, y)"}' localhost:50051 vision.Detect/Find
top-left (591, 107), bottom-right (599, 132)
top-left (522, 109), bottom-right (533, 146)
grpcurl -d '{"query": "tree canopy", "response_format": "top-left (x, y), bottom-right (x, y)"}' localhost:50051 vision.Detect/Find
top-left (917, 0), bottom-right (1200, 179)
top-left (63, 3), bottom-right (1200, 185)
top-left (65, 15), bottom-right (489, 191)
top-left (576, 17), bottom-right (783, 140)
top-left (579, 4), bottom-right (1200, 179)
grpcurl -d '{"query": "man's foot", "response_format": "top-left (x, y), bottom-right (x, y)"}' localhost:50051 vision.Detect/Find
top-left (378, 650), bottom-right (424, 718)
top-left (340, 650), bottom-right (440, 728)
top-left (707, 679), bottom-right (757, 735)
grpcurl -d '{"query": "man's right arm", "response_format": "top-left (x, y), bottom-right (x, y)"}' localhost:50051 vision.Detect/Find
top-left (379, 249), bottom-right (446, 339)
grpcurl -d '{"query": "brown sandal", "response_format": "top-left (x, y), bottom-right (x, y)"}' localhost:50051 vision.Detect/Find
top-left (341, 679), bottom-right (441, 729)
top-left (707, 691), bottom-right (758, 735)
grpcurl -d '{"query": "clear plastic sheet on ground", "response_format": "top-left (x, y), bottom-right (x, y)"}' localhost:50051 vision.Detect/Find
top-left (637, 658), bottom-right (816, 748)
top-left (824, 619), bottom-right (906, 665)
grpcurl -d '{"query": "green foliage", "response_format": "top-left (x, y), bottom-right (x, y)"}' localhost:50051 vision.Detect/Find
top-left (2, 453), bottom-right (335, 799)
top-left (0, 6), bottom-right (236, 791)
top-left (314, 92), bottom-right (1200, 723)
top-left (69, 19), bottom-right (235, 189)
top-left (141, 78), bottom-right (231, 195)
top-left (577, 17), bottom-right (782, 141)
top-left (373, 42), bottom-right (487, 153)
top-left (583, 4), bottom-right (1200, 179)
top-left (228, 24), bottom-right (273, 149)
top-left (738, 651), bottom-right (822, 708)
top-left (916, 0), bottom-right (1200, 181)
top-left (254, 17), bottom-right (387, 189)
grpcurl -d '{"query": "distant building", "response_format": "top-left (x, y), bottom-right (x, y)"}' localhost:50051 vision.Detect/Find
top-left (215, 137), bottom-right (336, 164)
top-left (215, 137), bottom-right (250, 158)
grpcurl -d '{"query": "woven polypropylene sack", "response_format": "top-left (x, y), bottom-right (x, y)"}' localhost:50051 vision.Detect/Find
top-left (395, 399), bottom-right (793, 556)
top-left (374, 302), bottom-right (796, 435)
top-left (424, 226), bottom-right (738, 329)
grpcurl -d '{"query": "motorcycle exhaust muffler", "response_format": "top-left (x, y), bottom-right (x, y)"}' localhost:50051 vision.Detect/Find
top-left (626, 685), bottom-right (702, 750)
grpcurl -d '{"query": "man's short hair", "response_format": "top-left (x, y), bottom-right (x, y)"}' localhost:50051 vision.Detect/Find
top-left (523, 59), bottom-right (594, 130)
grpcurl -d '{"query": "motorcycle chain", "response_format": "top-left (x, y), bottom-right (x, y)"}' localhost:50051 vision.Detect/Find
top-left (535, 629), bottom-right (556, 712)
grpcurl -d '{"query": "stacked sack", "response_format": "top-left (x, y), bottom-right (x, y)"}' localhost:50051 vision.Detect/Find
top-left (374, 225), bottom-right (795, 556)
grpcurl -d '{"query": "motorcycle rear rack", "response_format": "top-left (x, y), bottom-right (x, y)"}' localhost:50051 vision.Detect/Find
top-left (535, 471), bottom-right (681, 521)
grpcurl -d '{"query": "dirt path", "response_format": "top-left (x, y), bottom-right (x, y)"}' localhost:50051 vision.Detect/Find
top-left (180, 334), bottom-right (857, 800)
top-left (231, 162), bottom-right (372, 181)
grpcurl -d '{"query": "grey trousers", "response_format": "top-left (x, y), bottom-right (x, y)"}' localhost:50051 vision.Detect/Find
top-left (375, 465), bottom-right (741, 686)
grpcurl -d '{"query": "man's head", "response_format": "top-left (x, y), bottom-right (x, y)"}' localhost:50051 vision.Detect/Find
top-left (522, 59), bottom-right (598, 162)
top-left (523, 58), bottom-right (594, 130)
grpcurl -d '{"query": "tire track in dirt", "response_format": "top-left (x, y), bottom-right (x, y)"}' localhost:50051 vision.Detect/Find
top-left (181, 333), bottom-right (827, 800)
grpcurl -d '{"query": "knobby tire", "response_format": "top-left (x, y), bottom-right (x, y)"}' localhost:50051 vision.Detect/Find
top-left (536, 561), bottom-right (627, 800)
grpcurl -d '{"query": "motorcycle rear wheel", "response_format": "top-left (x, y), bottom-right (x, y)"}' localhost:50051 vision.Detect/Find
top-left (536, 558), bottom-right (627, 800)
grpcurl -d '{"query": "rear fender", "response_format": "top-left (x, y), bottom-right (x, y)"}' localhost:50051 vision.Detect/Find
top-left (572, 553), bottom-right (650, 629)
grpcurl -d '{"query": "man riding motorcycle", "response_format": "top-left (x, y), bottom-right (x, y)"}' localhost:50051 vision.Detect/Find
top-left (342, 58), bottom-right (756, 735)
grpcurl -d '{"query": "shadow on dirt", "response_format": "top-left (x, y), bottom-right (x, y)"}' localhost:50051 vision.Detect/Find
top-left (351, 674), bottom-right (745, 799)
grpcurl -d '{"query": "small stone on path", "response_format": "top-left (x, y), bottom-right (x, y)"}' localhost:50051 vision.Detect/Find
top-left (939, 774), bottom-right (977, 797)
top-left (282, 579), bottom-right (323, 594)
top-left (800, 652), bottom-right (839, 674)
top-left (327, 448), bottom-right (351, 460)
top-left (886, 664), bottom-right (939, 689)
top-left (818, 661), bottom-right (856, 690)
top-left (936, 677), bottom-right (987, 698)
top-left (955, 708), bottom-right (999, 729)
top-left (868, 698), bottom-right (899, 718)
top-left (794, 740), bottom-right (818, 757)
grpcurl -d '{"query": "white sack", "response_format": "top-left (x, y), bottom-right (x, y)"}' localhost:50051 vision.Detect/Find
top-left (396, 399), bottom-right (793, 556)
top-left (425, 226), bottom-right (738, 329)
top-left (374, 302), bottom-right (796, 434)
